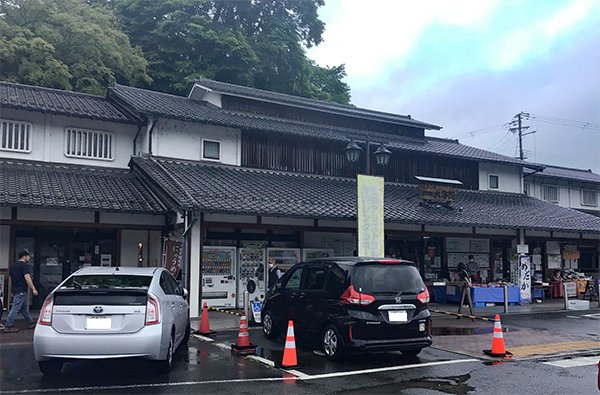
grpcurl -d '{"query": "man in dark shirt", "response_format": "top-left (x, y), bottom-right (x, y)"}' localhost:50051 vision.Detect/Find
top-left (267, 257), bottom-right (283, 289)
top-left (4, 249), bottom-right (38, 333)
top-left (457, 262), bottom-right (474, 320)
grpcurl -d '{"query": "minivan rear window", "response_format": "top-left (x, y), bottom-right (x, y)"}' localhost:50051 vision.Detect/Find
top-left (353, 264), bottom-right (425, 294)
top-left (61, 275), bottom-right (152, 290)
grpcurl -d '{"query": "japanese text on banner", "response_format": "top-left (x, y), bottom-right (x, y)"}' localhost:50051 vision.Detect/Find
top-left (357, 175), bottom-right (384, 257)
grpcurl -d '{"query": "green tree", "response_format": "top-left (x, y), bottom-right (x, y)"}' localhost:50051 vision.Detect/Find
top-left (0, 0), bottom-right (151, 94)
top-left (106, 0), bottom-right (350, 103)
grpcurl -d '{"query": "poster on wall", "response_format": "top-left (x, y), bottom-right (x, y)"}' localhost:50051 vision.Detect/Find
top-left (518, 255), bottom-right (531, 304)
top-left (547, 254), bottom-right (561, 269)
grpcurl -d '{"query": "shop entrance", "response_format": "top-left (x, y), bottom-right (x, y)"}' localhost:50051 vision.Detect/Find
top-left (15, 227), bottom-right (116, 307)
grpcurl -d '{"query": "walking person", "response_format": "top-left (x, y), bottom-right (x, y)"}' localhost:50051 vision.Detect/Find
top-left (456, 262), bottom-right (474, 320)
top-left (267, 257), bottom-right (283, 289)
top-left (4, 249), bottom-right (38, 333)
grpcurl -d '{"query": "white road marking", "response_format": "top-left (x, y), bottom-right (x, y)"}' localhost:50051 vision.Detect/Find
top-left (286, 359), bottom-right (480, 380)
top-left (583, 313), bottom-right (600, 319)
top-left (0, 358), bottom-right (480, 393)
top-left (566, 316), bottom-right (581, 319)
top-left (247, 355), bottom-right (275, 367)
top-left (543, 356), bottom-right (600, 368)
top-left (193, 334), bottom-right (214, 342)
top-left (213, 342), bottom-right (231, 351)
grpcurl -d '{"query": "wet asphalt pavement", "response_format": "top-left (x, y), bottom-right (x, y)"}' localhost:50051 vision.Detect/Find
top-left (1, 311), bottom-right (598, 394)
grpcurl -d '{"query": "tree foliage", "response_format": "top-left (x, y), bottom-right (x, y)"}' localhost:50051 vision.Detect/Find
top-left (1, 0), bottom-right (351, 103)
top-left (0, 0), bottom-right (151, 94)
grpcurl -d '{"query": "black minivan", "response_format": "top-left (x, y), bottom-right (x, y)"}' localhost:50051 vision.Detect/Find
top-left (261, 257), bottom-right (432, 360)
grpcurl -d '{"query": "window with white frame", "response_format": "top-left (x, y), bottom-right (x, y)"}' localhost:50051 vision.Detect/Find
top-left (202, 139), bottom-right (220, 161)
top-left (489, 175), bottom-right (499, 189)
top-left (524, 182), bottom-right (530, 196)
top-left (1, 119), bottom-right (32, 153)
top-left (542, 185), bottom-right (559, 203)
top-left (581, 189), bottom-right (598, 207)
top-left (65, 128), bottom-right (114, 160)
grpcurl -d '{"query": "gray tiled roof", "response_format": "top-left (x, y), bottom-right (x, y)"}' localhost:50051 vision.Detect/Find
top-left (525, 165), bottom-right (600, 184)
top-left (192, 78), bottom-right (441, 130)
top-left (0, 82), bottom-right (134, 123)
top-left (111, 85), bottom-right (530, 167)
top-left (132, 156), bottom-right (600, 233)
top-left (0, 159), bottom-right (165, 213)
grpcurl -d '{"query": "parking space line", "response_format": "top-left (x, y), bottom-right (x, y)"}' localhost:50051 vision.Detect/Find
top-left (193, 334), bottom-right (214, 342)
top-left (285, 359), bottom-right (479, 380)
top-left (543, 356), bottom-right (600, 368)
top-left (247, 355), bottom-right (275, 367)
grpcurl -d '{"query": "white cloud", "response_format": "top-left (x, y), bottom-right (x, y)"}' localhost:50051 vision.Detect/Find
top-left (308, 0), bottom-right (499, 78)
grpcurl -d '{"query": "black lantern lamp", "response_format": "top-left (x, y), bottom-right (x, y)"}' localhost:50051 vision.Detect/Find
top-left (373, 143), bottom-right (392, 167)
top-left (344, 139), bottom-right (363, 163)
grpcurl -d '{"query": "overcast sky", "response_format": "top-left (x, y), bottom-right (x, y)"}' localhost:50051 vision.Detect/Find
top-left (308, 0), bottom-right (600, 173)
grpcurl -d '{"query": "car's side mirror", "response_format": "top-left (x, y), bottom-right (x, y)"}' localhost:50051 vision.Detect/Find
top-left (182, 288), bottom-right (189, 300)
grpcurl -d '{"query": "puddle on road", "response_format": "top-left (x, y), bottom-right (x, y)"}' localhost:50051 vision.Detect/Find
top-left (433, 327), bottom-right (517, 336)
top-left (333, 373), bottom-right (475, 395)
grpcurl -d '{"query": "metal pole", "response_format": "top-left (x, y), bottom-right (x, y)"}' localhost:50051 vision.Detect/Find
top-left (563, 283), bottom-right (569, 310)
top-left (243, 290), bottom-right (249, 318)
top-left (504, 286), bottom-right (509, 313)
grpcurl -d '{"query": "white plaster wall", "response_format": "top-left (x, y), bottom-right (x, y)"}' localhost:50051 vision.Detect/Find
top-left (478, 162), bottom-right (522, 193)
top-left (120, 230), bottom-right (149, 267)
top-left (0, 108), bottom-right (136, 168)
top-left (100, 213), bottom-right (164, 226)
top-left (18, 208), bottom-right (94, 223)
top-left (152, 119), bottom-right (240, 165)
top-left (525, 177), bottom-right (600, 213)
top-left (0, 225), bottom-right (10, 269)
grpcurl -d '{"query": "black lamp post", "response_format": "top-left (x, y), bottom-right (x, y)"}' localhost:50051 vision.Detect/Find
top-left (344, 139), bottom-right (392, 174)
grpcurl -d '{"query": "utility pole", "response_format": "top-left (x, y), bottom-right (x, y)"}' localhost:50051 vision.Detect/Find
top-left (509, 112), bottom-right (536, 160)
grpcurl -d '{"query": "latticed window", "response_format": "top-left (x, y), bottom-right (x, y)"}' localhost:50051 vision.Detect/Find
top-left (542, 185), bottom-right (559, 203)
top-left (582, 189), bottom-right (597, 207)
top-left (65, 128), bottom-right (114, 160)
top-left (1, 119), bottom-right (31, 152)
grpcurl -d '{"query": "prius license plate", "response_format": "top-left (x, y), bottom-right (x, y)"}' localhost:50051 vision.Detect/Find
top-left (388, 310), bottom-right (408, 322)
top-left (86, 316), bottom-right (111, 329)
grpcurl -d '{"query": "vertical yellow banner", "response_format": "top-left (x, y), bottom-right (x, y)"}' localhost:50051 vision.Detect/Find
top-left (357, 174), bottom-right (385, 257)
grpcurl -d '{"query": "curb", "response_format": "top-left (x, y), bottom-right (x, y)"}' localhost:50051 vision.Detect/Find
top-left (431, 306), bottom-right (600, 318)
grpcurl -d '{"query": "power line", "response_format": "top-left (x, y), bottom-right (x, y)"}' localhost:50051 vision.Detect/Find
top-left (529, 114), bottom-right (600, 130)
top-left (449, 123), bottom-right (509, 139)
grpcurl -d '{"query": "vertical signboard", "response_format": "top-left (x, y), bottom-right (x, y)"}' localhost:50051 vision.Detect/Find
top-left (357, 174), bottom-right (384, 257)
top-left (518, 255), bottom-right (531, 304)
top-left (164, 240), bottom-right (182, 279)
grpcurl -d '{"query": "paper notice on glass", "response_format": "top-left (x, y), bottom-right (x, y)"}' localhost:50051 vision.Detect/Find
top-left (547, 254), bottom-right (561, 269)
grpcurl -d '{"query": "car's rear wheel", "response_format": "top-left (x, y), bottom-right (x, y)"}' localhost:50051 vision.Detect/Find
top-left (182, 320), bottom-right (191, 346)
top-left (157, 333), bottom-right (174, 373)
top-left (262, 310), bottom-right (278, 339)
top-left (322, 325), bottom-right (345, 361)
top-left (402, 348), bottom-right (422, 357)
top-left (39, 360), bottom-right (63, 376)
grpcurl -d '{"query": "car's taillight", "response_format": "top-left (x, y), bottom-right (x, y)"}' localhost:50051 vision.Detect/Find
top-left (38, 296), bottom-right (53, 326)
top-left (340, 285), bottom-right (375, 306)
top-left (146, 293), bottom-right (160, 325)
top-left (417, 287), bottom-right (430, 304)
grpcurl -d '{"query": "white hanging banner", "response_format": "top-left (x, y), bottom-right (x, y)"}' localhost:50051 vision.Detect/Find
top-left (518, 255), bottom-right (532, 304)
top-left (357, 174), bottom-right (385, 257)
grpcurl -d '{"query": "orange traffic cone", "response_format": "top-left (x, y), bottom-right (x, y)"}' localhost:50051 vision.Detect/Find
top-left (231, 314), bottom-right (256, 355)
top-left (197, 302), bottom-right (215, 336)
top-left (483, 314), bottom-right (512, 358)
top-left (280, 320), bottom-right (298, 368)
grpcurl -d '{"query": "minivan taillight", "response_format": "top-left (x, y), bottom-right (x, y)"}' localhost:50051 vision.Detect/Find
top-left (417, 287), bottom-right (430, 304)
top-left (39, 297), bottom-right (53, 326)
top-left (340, 285), bottom-right (375, 306)
top-left (145, 293), bottom-right (160, 325)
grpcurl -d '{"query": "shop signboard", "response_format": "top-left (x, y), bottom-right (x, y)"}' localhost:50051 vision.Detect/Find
top-left (564, 282), bottom-right (577, 298)
top-left (518, 255), bottom-right (532, 304)
top-left (357, 175), bottom-right (384, 257)
top-left (164, 240), bottom-right (182, 279)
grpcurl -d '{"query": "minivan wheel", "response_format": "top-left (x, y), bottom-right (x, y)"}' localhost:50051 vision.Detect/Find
top-left (39, 360), bottom-right (63, 376)
top-left (322, 325), bottom-right (345, 361)
top-left (402, 348), bottom-right (422, 357)
top-left (262, 310), bottom-right (277, 339)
